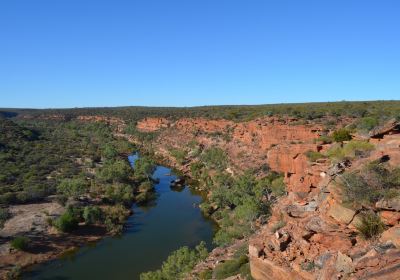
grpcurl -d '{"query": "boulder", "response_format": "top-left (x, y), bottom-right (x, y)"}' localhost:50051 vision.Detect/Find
top-left (369, 118), bottom-right (400, 138)
top-left (285, 205), bottom-right (308, 218)
top-left (250, 256), bottom-right (306, 280)
top-left (380, 211), bottom-right (400, 226)
top-left (335, 252), bottom-right (353, 274)
top-left (381, 225), bottom-right (400, 248)
top-left (305, 216), bottom-right (330, 233)
top-left (328, 202), bottom-right (356, 225)
top-left (376, 198), bottom-right (400, 212)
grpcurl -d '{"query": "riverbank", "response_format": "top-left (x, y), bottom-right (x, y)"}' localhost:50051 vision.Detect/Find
top-left (19, 155), bottom-right (215, 280)
top-left (0, 201), bottom-right (110, 279)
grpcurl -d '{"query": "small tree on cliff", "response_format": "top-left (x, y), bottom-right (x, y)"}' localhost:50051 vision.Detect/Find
top-left (332, 128), bottom-right (352, 142)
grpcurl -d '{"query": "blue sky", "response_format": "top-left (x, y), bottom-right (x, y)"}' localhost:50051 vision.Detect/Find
top-left (0, 0), bottom-right (399, 108)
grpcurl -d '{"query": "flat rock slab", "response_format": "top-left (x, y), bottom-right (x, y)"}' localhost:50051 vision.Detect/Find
top-left (0, 202), bottom-right (64, 237)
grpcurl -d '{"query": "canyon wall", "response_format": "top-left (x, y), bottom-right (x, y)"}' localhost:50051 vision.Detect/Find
top-left (135, 116), bottom-right (400, 280)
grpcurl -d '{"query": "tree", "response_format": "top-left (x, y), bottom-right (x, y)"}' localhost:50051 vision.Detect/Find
top-left (140, 242), bottom-right (208, 280)
top-left (57, 177), bottom-right (88, 199)
top-left (134, 157), bottom-right (155, 180)
top-left (11, 236), bottom-right (30, 251)
top-left (54, 209), bottom-right (79, 232)
top-left (98, 160), bottom-right (132, 183)
top-left (102, 144), bottom-right (118, 160)
top-left (332, 128), bottom-right (352, 142)
top-left (83, 206), bottom-right (102, 224)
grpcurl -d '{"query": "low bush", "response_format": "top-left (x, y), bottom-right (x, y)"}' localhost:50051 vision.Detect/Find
top-left (169, 148), bottom-right (187, 165)
top-left (11, 236), bottom-right (30, 251)
top-left (356, 117), bottom-right (379, 132)
top-left (326, 141), bottom-right (374, 162)
top-left (305, 150), bottom-right (325, 162)
top-left (340, 162), bottom-right (400, 207)
top-left (0, 208), bottom-right (10, 228)
top-left (57, 177), bottom-right (88, 199)
top-left (135, 190), bottom-right (156, 205)
top-left (134, 156), bottom-right (155, 181)
top-left (105, 183), bottom-right (134, 206)
top-left (5, 265), bottom-right (21, 280)
top-left (200, 147), bottom-right (228, 171)
top-left (190, 162), bottom-right (205, 179)
top-left (103, 204), bottom-right (130, 234)
top-left (198, 269), bottom-right (212, 280)
top-left (214, 255), bottom-right (249, 279)
top-left (138, 181), bottom-right (154, 192)
top-left (98, 160), bottom-right (132, 183)
top-left (140, 242), bottom-right (208, 280)
top-left (270, 177), bottom-right (286, 197)
top-left (332, 128), bottom-right (352, 142)
top-left (356, 211), bottom-right (385, 239)
top-left (54, 210), bottom-right (79, 232)
top-left (83, 206), bottom-right (102, 225)
top-left (315, 135), bottom-right (333, 144)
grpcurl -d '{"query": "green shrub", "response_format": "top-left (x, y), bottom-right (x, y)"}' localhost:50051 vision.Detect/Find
top-left (305, 150), bottom-right (325, 162)
top-left (135, 190), bottom-right (157, 204)
top-left (190, 162), bottom-right (204, 179)
top-left (5, 265), bottom-right (21, 280)
top-left (340, 161), bottom-right (399, 207)
top-left (103, 204), bottom-right (130, 234)
top-left (214, 255), bottom-right (249, 279)
top-left (140, 242), bottom-right (208, 280)
top-left (11, 236), bottom-right (30, 251)
top-left (105, 183), bottom-right (134, 205)
top-left (356, 211), bottom-right (385, 239)
top-left (200, 147), bottom-right (228, 171)
top-left (198, 269), bottom-right (212, 280)
top-left (134, 157), bottom-right (155, 180)
top-left (98, 160), bottom-right (132, 183)
top-left (332, 128), bottom-right (352, 142)
top-left (0, 208), bottom-right (10, 228)
top-left (54, 210), bottom-right (79, 232)
top-left (169, 148), bottom-right (187, 165)
top-left (0, 192), bottom-right (16, 205)
top-left (326, 141), bottom-right (374, 161)
top-left (102, 144), bottom-right (118, 160)
top-left (356, 117), bottom-right (379, 132)
top-left (138, 181), bottom-right (154, 192)
top-left (83, 206), bottom-right (102, 225)
top-left (57, 177), bottom-right (88, 199)
top-left (315, 135), bottom-right (333, 144)
top-left (210, 172), bottom-right (282, 246)
top-left (271, 177), bottom-right (286, 197)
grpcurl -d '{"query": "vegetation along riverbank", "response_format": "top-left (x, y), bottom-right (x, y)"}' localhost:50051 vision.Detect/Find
top-left (1, 101), bottom-right (400, 279)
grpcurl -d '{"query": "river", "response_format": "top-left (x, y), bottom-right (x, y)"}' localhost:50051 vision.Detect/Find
top-left (25, 154), bottom-right (215, 280)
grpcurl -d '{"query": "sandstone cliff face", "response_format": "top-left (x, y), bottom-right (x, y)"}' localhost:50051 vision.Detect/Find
top-left (248, 131), bottom-right (400, 280)
top-left (134, 116), bottom-right (400, 280)
top-left (77, 115), bottom-right (126, 132)
top-left (136, 117), bottom-right (170, 132)
top-left (136, 117), bottom-right (333, 179)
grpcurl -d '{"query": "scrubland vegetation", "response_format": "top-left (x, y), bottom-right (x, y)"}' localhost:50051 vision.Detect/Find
top-left (339, 161), bottom-right (400, 208)
top-left (2, 100), bottom-right (400, 278)
top-left (140, 242), bottom-right (208, 280)
top-left (0, 118), bottom-right (156, 235)
top-left (3, 100), bottom-right (400, 123)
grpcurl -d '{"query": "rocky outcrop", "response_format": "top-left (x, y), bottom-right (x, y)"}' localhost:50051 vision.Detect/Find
top-left (248, 134), bottom-right (400, 280)
top-left (132, 116), bottom-right (400, 280)
top-left (136, 117), bottom-right (170, 132)
top-left (77, 115), bottom-right (126, 132)
top-left (369, 118), bottom-right (400, 138)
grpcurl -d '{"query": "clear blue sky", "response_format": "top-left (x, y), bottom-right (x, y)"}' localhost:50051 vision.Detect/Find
top-left (1, 0), bottom-right (399, 108)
